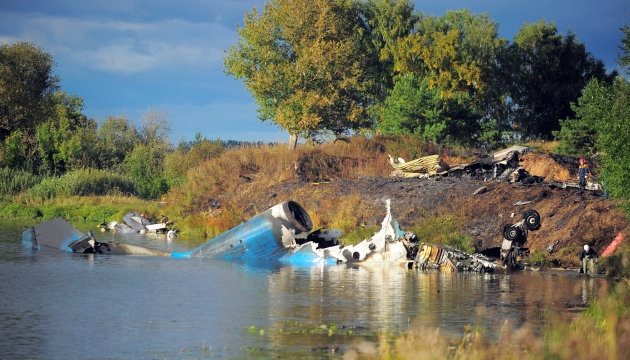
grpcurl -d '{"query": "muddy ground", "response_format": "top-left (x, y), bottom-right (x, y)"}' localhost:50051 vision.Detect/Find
top-left (255, 151), bottom-right (628, 268)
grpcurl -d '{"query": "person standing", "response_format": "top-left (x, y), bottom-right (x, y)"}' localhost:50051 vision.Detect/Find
top-left (578, 158), bottom-right (590, 191)
top-left (578, 244), bottom-right (598, 275)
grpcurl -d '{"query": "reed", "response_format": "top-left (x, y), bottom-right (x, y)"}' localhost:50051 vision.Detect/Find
top-left (0, 167), bottom-right (43, 195)
top-left (380, 281), bottom-right (630, 359)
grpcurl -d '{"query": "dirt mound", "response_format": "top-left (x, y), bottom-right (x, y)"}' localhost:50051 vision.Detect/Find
top-left (520, 152), bottom-right (575, 182)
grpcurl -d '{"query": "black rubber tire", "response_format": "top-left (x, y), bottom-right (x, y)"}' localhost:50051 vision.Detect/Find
top-left (524, 212), bottom-right (541, 231)
top-left (505, 225), bottom-right (522, 241)
top-left (522, 210), bottom-right (540, 220)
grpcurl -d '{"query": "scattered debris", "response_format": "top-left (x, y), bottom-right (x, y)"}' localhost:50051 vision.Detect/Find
top-left (415, 243), bottom-right (498, 273)
top-left (473, 186), bottom-right (488, 195)
top-left (22, 201), bottom-right (543, 272)
top-left (547, 240), bottom-right (559, 254)
top-left (99, 210), bottom-right (170, 234)
top-left (389, 146), bottom-right (605, 196)
top-left (22, 218), bottom-right (170, 256)
top-left (388, 154), bottom-right (449, 177)
top-left (514, 201), bottom-right (532, 206)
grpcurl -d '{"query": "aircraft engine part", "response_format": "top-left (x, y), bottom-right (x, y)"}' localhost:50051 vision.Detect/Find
top-left (171, 201), bottom-right (322, 262)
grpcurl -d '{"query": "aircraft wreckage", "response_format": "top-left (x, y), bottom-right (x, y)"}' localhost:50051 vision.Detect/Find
top-left (21, 200), bottom-right (539, 272)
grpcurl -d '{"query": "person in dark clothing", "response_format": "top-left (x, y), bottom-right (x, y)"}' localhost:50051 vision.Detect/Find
top-left (578, 158), bottom-right (591, 190)
top-left (578, 244), bottom-right (598, 275)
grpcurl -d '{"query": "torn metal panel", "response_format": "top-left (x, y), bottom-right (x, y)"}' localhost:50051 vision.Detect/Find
top-left (22, 218), bottom-right (89, 252)
top-left (562, 181), bottom-right (602, 191)
top-left (388, 154), bottom-right (446, 177)
top-left (415, 243), bottom-right (498, 272)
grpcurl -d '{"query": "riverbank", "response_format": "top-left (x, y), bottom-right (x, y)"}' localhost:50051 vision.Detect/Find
top-left (2, 137), bottom-right (629, 271)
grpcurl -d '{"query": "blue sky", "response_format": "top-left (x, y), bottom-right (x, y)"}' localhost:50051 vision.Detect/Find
top-left (0, 0), bottom-right (628, 143)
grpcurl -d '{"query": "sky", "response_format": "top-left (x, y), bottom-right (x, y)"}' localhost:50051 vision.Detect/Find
top-left (0, 0), bottom-right (628, 143)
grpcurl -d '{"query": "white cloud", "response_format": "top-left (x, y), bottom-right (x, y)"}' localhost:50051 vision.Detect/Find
top-left (0, 12), bottom-right (235, 74)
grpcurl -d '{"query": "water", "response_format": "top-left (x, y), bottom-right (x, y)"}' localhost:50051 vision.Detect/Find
top-left (0, 219), bottom-right (610, 359)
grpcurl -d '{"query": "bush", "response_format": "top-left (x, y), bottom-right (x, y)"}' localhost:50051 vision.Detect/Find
top-left (26, 169), bottom-right (135, 201)
top-left (0, 167), bottom-right (43, 195)
top-left (0, 202), bottom-right (41, 219)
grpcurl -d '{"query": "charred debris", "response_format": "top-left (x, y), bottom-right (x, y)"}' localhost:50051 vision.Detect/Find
top-left (389, 146), bottom-right (603, 192)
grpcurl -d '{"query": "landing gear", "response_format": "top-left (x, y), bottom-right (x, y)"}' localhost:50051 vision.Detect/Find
top-left (500, 210), bottom-right (540, 269)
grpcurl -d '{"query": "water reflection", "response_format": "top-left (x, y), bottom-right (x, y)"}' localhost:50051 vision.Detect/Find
top-left (0, 219), bottom-right (612, 358)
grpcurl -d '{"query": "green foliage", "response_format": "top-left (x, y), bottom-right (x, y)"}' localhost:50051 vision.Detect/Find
top-left (592, 78), bottom-right (630, 200)
top-left (410, 214), bottom-right (475, 253)
top-left (26, 169), bottom-right (135, 201)
top-left (528, 250), bottom-right (549, 266)
top-left (0, 167), bottom-right (43, 195)
top-left (224, 0), bottom-right (374, 141)
top-left (378, 74), bottom-right (480, 146)
top-left (0, 130), bottom-right (31, 169)
top-left (96, 115), bottom-right (139, 170)
top-left (552, 79), bottom-right (604, 158)
top-left (123, 143), bottom-right (168, 199)
top-left (165, 133), bottom-right (224, 187)
top-left (0, 202), bottom-right (41, 219)
top-left (0, 42), bottom-right (59, 141)
top-left (618, 23), bottom-right (630, 75)
top-left (505, 20), bottom-right (615, 139)
top-left (36, 92), bottom-right (99, 174)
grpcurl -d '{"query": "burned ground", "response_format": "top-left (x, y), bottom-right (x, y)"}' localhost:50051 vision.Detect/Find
top-left (178, 146), bottom-right (628, 269)
top-left (238, 151), bottom-right (628, 268)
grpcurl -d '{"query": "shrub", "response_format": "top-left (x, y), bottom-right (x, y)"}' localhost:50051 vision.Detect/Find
top-left (26, 169), bottom-right (135, 201)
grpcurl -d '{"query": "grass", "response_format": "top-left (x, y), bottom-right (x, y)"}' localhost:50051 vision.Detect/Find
top-left (410, 213), bottom-right (476, 254)
top-left (523, 140), bottom-right (561, 153)
top-left (379, 280), bottom-right (630, 359)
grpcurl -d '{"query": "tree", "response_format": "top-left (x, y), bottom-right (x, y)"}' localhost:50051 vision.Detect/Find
top-left (390, 10), bottom-right (505, 105)
top-left (377, 74), bottom-right (479, 146)
top-left (357, 0), bottom-right (419, 107)
top-left (224, 0), bottom-right (373, 148)
top-left (376, 9), bottom-right (504, 146)
top-left (552, 80), bottom-right (604, 158)
top-left (593, 78), bottom-right (630, 199)
top-left (619, 22), bottom-right (630, 75)
top-left (96, 115), bottom-right (139, 170)
top-left (505, 21), bottom-right (615, 139)
top-left (35, 92), bottom-right (97, 174)
top-left (0, 42), bottom-right (60, 141)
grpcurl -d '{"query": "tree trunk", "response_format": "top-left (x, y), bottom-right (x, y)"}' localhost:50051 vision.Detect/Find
top-left (288, 133), bottom-right (298, 150)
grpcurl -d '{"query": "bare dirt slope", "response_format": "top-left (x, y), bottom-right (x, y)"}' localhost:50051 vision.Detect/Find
top-left (256, 151), bottom-right (627, 268)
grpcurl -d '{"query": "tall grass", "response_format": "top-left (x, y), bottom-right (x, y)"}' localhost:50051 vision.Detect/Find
top-left (380, 281), bottom-right (630, 359)
top-left (0, 167), bottom-right (43, 195)
top-left (410, 213), bottom-right (476, 253)
top-left (25, 169), bottom-right (135, 201)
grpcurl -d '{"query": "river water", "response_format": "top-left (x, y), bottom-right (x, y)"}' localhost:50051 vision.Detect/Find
top-left (0, 219), bottom-right (610, 359)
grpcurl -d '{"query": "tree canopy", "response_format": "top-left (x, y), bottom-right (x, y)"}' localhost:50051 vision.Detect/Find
top-left (224, 0), bottom-right (374, 147)
top-left (0, 42), bottom-right (59, 141)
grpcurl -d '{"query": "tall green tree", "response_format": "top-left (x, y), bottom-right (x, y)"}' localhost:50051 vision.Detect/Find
top-left (505, 21), bottom-right (615, 139)
top-left (377, 74), bottom-right (480, 146)
top-left (96, 115), bottom-right (139, 170)
top-left (224, 0), bottom-right (373, 148)
top-left (619, 22), bottom-right (630, 74)
top-left (0, 42), bottom-right (60, 141)
top-left (35, 92), bottom-right (97, 174)
top-left (357, 0), bottom-right (419, 107)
